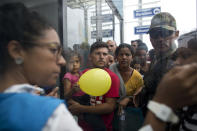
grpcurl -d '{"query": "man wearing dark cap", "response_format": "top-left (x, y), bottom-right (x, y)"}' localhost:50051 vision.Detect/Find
top-left (139, 39), bottom-right (197, 131)
top-left (148, 12), bottom-right (179, 54)
top-left (140, 12), bottom-right (179, 115)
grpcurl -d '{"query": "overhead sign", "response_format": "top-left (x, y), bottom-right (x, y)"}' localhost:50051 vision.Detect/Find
top-left (91, 14), bottom-right (113, 24)
top-left (134, 7), bottom-right (161, 18)
top-left (91, 29), bottom-right (113, 38)
top-left (134, 25), bottom-right (150, 35)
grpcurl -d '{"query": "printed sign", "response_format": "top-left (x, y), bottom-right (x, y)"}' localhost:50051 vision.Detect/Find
top-left (91, 29), bottom-right (113, 38)
top-left (134, 7), bottom-right (161, 18)
top-left (134, 25), bottom-right (150, 34)
top-left (91, 14), bottom-right (113, 24)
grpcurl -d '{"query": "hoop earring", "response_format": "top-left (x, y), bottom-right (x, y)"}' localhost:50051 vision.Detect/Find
top-left (15, 58), bottom-right (24, 65)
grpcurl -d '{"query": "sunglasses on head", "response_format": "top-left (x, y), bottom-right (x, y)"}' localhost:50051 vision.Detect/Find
top-left (149, 28), bottom-right (175, 39)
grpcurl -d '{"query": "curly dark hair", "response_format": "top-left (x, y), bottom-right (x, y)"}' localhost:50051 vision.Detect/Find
top-left (0, 2), bottom-right (53, 73)
top-left (115, 43), bottom-right (135, 57)
top-left (90, 41), bottom-right (109, 54)
top-left (171, 47), bottom-right (194, 60)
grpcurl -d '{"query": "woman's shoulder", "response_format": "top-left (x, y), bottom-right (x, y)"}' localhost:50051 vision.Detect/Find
top-left (43, 104), bottom-right (82, 131)
top-left (132, 69), bottom-right (143, 79)
top-left (0, 93), bottom-right (64, 131)
top-left (64, 72), bottom-right (77, 80)
top-left (64, 72), bottom-right (72, 79)
top-left (11, 93), bottom-right (63, 105)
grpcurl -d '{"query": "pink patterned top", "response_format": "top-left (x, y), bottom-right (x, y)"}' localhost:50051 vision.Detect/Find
top-left (63, 72), bottom-right (85, 96)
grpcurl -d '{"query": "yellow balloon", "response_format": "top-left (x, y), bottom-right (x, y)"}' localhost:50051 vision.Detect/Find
top-left (78, 68), bottom-right (112, 96)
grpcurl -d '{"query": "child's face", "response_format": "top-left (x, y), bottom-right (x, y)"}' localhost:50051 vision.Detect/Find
top-left (107, 55), bottom-right (115, 68)
top-left (134, 64), bottom-right (141, 72)
top-left (68, 56), bottom-right (80, 73)
top-left (136, 50), bottom-right (147, 62)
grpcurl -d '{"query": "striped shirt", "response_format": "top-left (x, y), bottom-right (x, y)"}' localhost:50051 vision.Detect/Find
top-left (180, 107), bottom-right (197, 131)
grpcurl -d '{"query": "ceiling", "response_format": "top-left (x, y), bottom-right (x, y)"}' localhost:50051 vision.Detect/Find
top-left (0, 0), bottom-right (57, 7)
top-left (67, 0), bottom-right (96, 9)
top-left (0, 0), bottom-right (122, 19)
top-left (0, 0), bottom-right (102, 8)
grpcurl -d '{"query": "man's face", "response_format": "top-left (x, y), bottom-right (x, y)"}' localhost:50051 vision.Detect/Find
top-left (89, 47), bottom-right (108, 68)
top-left (149, 28), bottom-right (179, 53)
top-left (107, 40), bottom-right (116, 53)
top-left (131, 41), bottom-right (138, 50)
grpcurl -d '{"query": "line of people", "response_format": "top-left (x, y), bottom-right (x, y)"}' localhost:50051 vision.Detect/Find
top-left (61, 11), bottom-right (197, 131)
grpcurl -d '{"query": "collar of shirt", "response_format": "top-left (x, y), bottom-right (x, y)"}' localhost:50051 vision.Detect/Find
top-left (3, 84), bottom-right (44, 94)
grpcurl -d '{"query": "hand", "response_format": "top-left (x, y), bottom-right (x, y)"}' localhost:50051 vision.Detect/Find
top-left (34, 89), bottom-right (41, 95)
top-left (33, 85), bottom-right (44, 95)
top-left (73, 84), bottom-right (81, 93)
top-left (133, 96), bottom-right (138, 107)
top-left (47, 87), bottom-right (59, 98)
top-left (153, 63), bottom-right (197, 109)
top-left (68, 99), bottom-right (82, 115)
top-left (133, 87), bottom-right (143, 107)
top-left (119, 97), bottom-right (130, 108)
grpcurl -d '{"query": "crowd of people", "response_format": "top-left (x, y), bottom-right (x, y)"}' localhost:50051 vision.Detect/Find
top-left (1, 2), bottom-right (197, 131)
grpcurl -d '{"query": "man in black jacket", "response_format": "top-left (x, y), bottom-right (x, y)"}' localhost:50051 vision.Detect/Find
top-left (141, 12), bottom-right (179, 115)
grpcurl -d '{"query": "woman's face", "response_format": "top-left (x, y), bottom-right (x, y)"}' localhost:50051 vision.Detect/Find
top-left (23, 29), bottom-right (66, 86)
top-left (116, 47), bottom-right (133, 68)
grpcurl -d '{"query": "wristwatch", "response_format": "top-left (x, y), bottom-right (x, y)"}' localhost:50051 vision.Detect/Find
top-left (147, 100), bottom-right (179, 124)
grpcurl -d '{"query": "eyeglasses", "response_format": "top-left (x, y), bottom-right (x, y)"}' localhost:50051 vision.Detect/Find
top-left (22, 41), bottom-right (63, 60)
top-left (149, 28), bottom-right (175, 39)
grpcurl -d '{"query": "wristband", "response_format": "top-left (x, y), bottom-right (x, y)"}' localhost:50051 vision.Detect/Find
top-left (147, 100), bottom-right (179, 124)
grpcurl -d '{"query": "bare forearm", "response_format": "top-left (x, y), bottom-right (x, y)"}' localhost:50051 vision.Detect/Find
top-left (79, 103), bottom-right (115, 115)
top-left (143, 111), bottom-right (166, 131)
top-left (64, 88), bottom-right (75, 99)
top-left (141, 98), bottom-right (178, 131)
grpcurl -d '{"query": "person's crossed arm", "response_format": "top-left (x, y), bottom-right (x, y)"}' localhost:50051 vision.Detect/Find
top-left (140, 63), bottom-right (197, 131)
top-left (68, 97), bottom-right (117, 115)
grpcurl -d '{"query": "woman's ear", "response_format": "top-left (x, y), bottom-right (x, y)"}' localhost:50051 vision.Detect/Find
top-left (7, 40), bottom-right (25, 65)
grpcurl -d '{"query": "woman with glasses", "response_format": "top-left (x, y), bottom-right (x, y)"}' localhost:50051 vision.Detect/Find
top-left (0, 2), bottom-right (81, 131)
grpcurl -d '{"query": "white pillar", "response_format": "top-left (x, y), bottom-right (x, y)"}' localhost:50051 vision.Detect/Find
top-left (62, 0), bottom-right (67, 48)
top-left (138, 0), bottom-right (143, 41)
top-left (96, 0), bottom-right (102, 42)
top-left (196, 0), bottom-right (197, 28)
top-left (84, 8), bottom-right (88, 43)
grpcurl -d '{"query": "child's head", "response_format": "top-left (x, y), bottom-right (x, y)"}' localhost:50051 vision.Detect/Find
top-left (66, 52), bottom-right (81, 73)
top-left (107, 53), bottom-right (115, 68)
top-left (172, 47), bottom-right (194, 66)
top-left (131, 57), bottom-right (142, 72)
